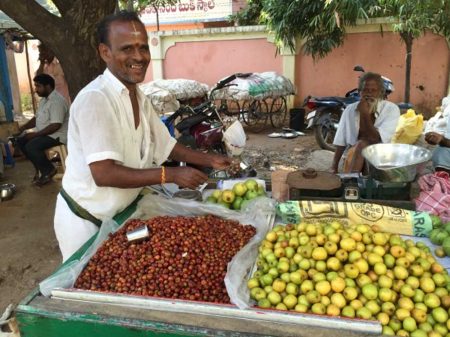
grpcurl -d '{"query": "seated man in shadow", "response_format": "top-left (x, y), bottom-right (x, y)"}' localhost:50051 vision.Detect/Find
top-left (331, 72), bottom-right (400, 174)
top-left (16, 74), bottom-right (69, 186)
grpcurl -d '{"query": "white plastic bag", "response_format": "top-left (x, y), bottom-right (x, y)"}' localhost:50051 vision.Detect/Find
top-left (39, 218), bottom-right (120, 296)
top-left (223, 120), bottom-right (246, 156)
top-left (39, 193), bottom-right (276, 309)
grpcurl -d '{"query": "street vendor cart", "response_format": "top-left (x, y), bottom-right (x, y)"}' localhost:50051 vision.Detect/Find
top-left (13, 145), bottom-right (450, 337)
top-left (15, 193), bottom-right (383, 337)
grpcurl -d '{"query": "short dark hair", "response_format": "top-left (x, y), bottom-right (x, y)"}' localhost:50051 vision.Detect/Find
top-left (33, 74), bottom-right (55, 89)
top-left (358, 72), bottom-right (385, 97)
top-left (96, 10), bottom-right (143, 46)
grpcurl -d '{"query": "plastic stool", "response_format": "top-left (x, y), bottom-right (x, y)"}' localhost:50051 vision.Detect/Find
top-left (1, 141), bottom-right (14, 167)
top-left (46, 144), bottom-right (67, 179)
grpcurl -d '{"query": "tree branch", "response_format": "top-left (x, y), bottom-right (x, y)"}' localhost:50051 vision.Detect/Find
top-left (0, 0), bottom-right (62, 41)
top-left (52, 0), bottom-right (73, 16)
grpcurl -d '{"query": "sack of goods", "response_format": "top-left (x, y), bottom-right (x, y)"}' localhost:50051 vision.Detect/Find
top-left (140, 79), bottom-right (209, 114)
top-left (213, 72), bottom-right (296, 101)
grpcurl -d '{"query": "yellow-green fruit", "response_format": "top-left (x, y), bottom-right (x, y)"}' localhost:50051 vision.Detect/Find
top-left (356, 307), bottom-right (372, 320)
top-left (294, 303), bottom-right (308, 312)
top-left (267, 291), bottom-right (282, 305)
top-left (402, 317), bottom-right (417, 333)
top-left (330, 293), bottom-right (347, 309)
top-left (341, 305), bottom-right (355, 318)
top-left (211, 189), bottom-right (222, 200)
top-left (315, 280), bottom-right (331, 296)
top-left (312, 247), bottom-right (328, 261)
top-left (377, 312), bottom-right (390, 325)
top-left (310, 303), bottom-right (326, 315)
top-left (275, 303), bottom-right (287, 310)
top-left (326, 304), bottom-right (340, 316)
top-left (221, 189), bottom-right (235, 203)
top-left (283, 294), bottom-right (298, 309)
top-left (232, 182), bottom-right (247, 197)
top-left (247, 277), bottom-right (260, 289)
top-left (361, 284), bottom-right (378, 300)
top-left (257, 298), bottom-right (272, 308)
top-left (432, 307), bottom-right (449, 323)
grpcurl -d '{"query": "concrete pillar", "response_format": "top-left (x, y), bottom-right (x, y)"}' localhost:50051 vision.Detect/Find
top-left (280, 43), bottom-right (298, 110)
top-left (149, 34), bottom-right (165, 80)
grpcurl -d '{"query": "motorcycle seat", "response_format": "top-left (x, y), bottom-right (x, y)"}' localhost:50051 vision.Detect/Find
top-left (314, 96), bottom-right (358, 105)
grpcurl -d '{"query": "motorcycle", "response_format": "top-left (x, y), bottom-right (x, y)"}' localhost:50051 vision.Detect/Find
top-left (164, 73), bottom-right (250, 154)
top-left (304, 65), bottom-right (410, 152)
top-left (163, 73), bottom-right (257, 178)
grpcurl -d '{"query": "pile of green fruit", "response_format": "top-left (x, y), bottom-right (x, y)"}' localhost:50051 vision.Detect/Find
top-left (205, 179), bottom-right (266, 210)
top-left (248, 221), bottom-right (450, 336)
top-left (428, 215), bottom-right (450, 257)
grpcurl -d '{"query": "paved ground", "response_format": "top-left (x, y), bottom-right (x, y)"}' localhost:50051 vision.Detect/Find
top-left (0, 128), bottom-right (327, 319)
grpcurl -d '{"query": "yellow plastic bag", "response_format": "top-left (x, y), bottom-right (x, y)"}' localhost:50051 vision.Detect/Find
top-left (391, 109), bottom-right (424, 144)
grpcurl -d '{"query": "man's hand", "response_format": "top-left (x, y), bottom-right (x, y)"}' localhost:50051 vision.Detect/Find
top-left (357, 96), bottom-right (377, 116)
top-left (167, 166), bottom-right (208, 190)
top-left (425, 132), bottom-right (444, 145)
top-left (208, 153), bottom-right (234, 170)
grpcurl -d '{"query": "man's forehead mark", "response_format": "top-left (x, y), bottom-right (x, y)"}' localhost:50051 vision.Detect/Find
top-left (131, 21), bottom-right (141, 36)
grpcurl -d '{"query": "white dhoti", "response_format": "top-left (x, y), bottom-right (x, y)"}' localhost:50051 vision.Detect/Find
top-left (54, 194), bottom-right (99, 262)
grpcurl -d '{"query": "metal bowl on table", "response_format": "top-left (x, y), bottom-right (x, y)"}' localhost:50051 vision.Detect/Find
top-left (362, 143), bottom-right (432, 182)
top-left (0, 183), bottom-right (16, 201)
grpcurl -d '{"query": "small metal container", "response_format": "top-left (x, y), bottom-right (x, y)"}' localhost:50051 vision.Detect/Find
top-left (173, 189), bottom-right (203, 201)
top-left (0, 183), bottom-right (16, 201)
top-left (126, 225), bottom-right (150, 243)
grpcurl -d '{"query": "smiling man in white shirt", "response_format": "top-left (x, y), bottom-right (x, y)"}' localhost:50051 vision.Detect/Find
top-left (54, 11), bottom-right (232, 261)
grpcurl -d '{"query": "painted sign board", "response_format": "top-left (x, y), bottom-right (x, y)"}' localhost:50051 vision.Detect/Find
top-left (140, 0), bottom-right (232, 25)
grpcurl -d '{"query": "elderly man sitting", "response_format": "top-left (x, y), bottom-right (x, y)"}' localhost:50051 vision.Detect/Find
top-left (331, 72), bottom-right (400, 173)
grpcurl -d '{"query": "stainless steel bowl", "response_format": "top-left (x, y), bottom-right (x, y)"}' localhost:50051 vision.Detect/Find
top-left (0, 183), bottom-right (16, 201)
top-left (362, 144), bottom-right (432, 182)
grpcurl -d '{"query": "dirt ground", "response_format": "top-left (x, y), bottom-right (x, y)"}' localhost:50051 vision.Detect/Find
top-left (0, 128), bottom-right (325, 317)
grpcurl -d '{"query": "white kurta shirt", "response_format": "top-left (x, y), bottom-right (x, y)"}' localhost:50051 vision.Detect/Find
top-left (333, 100), bottom-right (400, 147)
top-left (62, 69), bottom-right (177, 220)
top-left (36, 90), bottom-right (69, 144)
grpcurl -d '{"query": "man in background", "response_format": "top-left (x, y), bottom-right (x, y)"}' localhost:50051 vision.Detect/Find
top-left (17, 74), bottom-right (69, 186)
top-left (331, 72), bottom-right (400, 173)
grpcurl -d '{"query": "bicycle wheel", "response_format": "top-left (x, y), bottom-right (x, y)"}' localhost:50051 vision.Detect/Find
top-left (269, 96), bottom-right (288, 128)
top-left (242, 99), bottom-right (268, 132)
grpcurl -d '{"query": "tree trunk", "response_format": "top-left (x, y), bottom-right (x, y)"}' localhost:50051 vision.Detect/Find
top-left (127, 0), bottom-right (134, 11)
top-left (0, 0), bottom-right (116, 100)
top-left (401, 32), bottom-right (413, 104)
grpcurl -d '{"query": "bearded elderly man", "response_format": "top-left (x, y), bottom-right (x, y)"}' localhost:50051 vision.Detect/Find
top-left (331, 72), bottom-right (400, 173)
top-left (54, 11), bottom-right (232, 261)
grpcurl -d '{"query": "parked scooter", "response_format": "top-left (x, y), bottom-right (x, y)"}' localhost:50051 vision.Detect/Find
top-left (304, 66), bottom-right (410, 151)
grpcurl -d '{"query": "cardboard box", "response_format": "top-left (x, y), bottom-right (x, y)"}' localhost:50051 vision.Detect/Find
top-left (0, 122), bottom-right (19, 142)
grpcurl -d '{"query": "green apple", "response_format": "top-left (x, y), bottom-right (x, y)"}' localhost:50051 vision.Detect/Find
top-left (232, 196), bottom-right (243, 210)
top-left (205, 196), bottom-right (217, 203)
top-left (245, 190), bottom-right (259, 200)
top-left (221, 189), bottom-right (235, 203)
top-left (256, 184), bottom-right (266, 196)
top-left (244, 179), bottom-right (258, 192)
top-left (211, 189), bottom-right (222, 200)
top-left (232, 182), bottom-right (247, 197)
